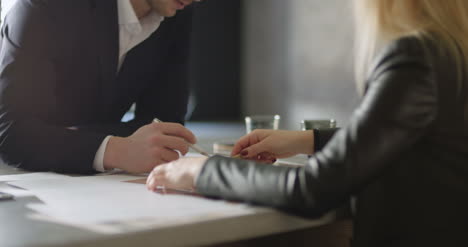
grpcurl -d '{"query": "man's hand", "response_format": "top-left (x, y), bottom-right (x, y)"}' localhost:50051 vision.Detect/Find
top-left (231, 130), bottom-right (315, 162)
top-left (103, 122), bottom-right (196, 173)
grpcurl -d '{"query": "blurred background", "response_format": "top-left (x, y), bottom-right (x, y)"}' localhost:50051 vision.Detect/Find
top-left (189, 0), bottom-right (359, 130)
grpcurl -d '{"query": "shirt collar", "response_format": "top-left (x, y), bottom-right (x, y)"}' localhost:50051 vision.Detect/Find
top-left (118, 0), bottom-right (140, 26)
top-left (117, 0), bottom-right (164, 34)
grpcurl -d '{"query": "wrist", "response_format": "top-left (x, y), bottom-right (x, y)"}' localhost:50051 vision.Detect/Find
top-left (299, 130), bottom-right (315, 155)
top-left (192, 157), bottom-right (208, 188)
top-left (103, 136), bottom-right (127, 170)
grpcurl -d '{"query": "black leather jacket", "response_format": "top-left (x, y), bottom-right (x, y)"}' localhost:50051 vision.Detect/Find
top-left (196, 36), bottom-right (468, 247)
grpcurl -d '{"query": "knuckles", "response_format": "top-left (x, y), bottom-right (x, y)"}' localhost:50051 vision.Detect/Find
top-left (152, 122), bottom-right (163, 128)
top-left (148, 134), bottom-right (163, 144)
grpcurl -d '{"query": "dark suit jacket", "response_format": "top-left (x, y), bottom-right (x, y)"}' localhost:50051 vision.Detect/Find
top-left (196, 36), bottom-right (468, 246)
top-left (0, 0), bottom-right (193, 174)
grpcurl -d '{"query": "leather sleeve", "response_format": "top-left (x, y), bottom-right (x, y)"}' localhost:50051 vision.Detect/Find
top-left (0, 2), bottom-right (106, 174)
top-left (196, 38), bottom-right (438, 217)
top-left (313, 128), bottom-right (338, 152)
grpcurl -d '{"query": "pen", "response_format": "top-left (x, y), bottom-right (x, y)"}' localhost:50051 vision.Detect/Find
top-left (153, 118), bottom-right (212, 157)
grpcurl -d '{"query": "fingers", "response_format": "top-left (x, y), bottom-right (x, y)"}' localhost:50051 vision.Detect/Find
top-left (240, 152), bottom-right (277, 163)
top-left (146, 163), bottom-right (184, 192)
top-left (146, 166), bottom-right (167, 191)
top-left (231, 131), bottom-right (262, 156)
top-left (145, 147), bottom-right (180, 170)
top-left (159, 148), bottom-right (180, 163)
top-left (146, 158), bottom-right (206, 192)
top-left (257, 152), bottom-right (277, 163)
top-left (231, 136), bottom-right (248, 156)
top-left (150, 134), bottom-right (190, 155)
top-left (153, 122), bottom-right (197, 144)
top-left (239, 141), bottom-right (270, 159)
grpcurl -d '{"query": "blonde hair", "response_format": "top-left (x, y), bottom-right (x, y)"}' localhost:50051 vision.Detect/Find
top-left (354, 0), bottom-right (468, 93)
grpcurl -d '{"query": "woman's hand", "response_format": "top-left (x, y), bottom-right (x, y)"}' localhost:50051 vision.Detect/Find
top-left (146, 157), bottom-right (208, 191)
top-left (231, 130), bottom-right (314, 162)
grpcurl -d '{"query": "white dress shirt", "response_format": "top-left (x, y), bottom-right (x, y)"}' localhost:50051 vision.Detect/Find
top-left (0, 0), bottom-right (16, 25)
top-left (1, 0), bottom-right (164, 172)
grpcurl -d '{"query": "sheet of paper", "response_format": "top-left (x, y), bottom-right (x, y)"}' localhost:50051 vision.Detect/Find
top-left (0, 183), bottom-right (34, 198)
top-left (26, 211), bottom-right (179, 234)
top-left (9, 175), bottom-right (254, 226)
top-left (184, 152), bottom-right (208, 158)
top-left (0, 172), bottom-right (70, 182)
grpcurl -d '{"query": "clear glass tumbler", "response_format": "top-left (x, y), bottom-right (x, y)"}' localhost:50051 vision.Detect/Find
top-left (245, 115), bottom-right (281, 133)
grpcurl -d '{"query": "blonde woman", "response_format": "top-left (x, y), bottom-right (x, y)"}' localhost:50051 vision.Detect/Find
top-left (147, 1), bottom-right (468, 245)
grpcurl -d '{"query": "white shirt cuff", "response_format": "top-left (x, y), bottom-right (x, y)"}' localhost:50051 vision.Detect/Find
top-left (93, 136), bottom-right (113, 172)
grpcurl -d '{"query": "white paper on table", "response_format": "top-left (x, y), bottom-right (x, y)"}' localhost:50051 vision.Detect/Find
top-left (27, 212), bottom-right (128, 234)
top-left (9, 175), bottom-right (255, 226)
top-left (0, 172), bottom-right (70, 182)
top-left (0, 183), bottom-right (35, 197)
top-left (184, 152), bottom-right (208, 158)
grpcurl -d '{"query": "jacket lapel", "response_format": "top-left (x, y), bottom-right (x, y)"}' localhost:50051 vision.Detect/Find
top-left (94, 0), bottom-right (119, 110)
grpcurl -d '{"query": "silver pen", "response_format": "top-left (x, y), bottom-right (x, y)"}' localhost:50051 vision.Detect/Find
top-left (153, 118), bottom-right (211, 157)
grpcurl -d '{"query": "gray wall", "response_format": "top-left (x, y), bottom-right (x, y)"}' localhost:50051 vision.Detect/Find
top-left (242, 0), bottom-right (359, 129)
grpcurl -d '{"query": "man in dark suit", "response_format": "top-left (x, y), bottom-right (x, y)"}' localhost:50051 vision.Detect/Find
top-left (0, 0), bottom-right (201, 174)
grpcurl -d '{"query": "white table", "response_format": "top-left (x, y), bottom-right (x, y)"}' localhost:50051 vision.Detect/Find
top-left (0, 122), bottom-right (350, 247)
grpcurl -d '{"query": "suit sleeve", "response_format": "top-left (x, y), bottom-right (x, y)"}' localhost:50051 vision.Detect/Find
top-left (196, 38), bottom-right (438, 217)
top-left (0, 2), bottom-right (107, 174)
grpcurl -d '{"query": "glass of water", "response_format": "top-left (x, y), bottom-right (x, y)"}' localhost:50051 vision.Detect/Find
top-left (245, 115), bottom-right (281, 133)
top-left (300, 119), bottom-right (337, 131)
